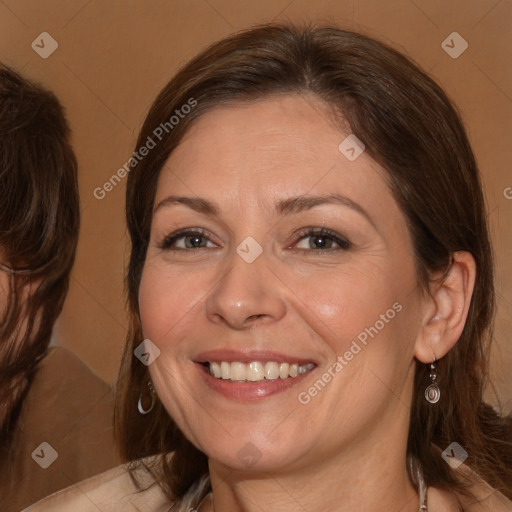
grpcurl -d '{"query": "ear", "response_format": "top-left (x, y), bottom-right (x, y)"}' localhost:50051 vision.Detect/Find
top-left (414, 251), bottom-right (476, 363)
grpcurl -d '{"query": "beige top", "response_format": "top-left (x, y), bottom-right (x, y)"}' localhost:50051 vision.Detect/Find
top-left (22, 462), bottom-right (171, 512)
top-left (2, 347), bottom-right (120, 511)
top-left (23, 456), bottom-right (512, 512)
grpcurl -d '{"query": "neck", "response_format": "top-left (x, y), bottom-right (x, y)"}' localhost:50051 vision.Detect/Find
top-left (207, 455), bottom-right (418, 512)
top-left (206, 399), bottom-right (419, 512)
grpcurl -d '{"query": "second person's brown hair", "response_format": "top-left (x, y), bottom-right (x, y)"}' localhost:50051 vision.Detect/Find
top-left (0, 65), bottom-right (80, 463)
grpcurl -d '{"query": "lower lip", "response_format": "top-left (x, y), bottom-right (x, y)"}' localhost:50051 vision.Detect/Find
top-left (196, 363), bottom-right (316, 401)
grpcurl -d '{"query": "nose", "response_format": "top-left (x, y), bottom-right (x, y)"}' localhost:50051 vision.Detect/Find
top-left (205, 248), bottom-right (286, 330)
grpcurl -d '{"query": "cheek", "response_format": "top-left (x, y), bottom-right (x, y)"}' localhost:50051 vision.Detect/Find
top-left (291, 262), bottom-right (419, 389)
top-left (297, 267), bottom-right (404, 340)
top-left (138, 261), bottom-right (209, 344)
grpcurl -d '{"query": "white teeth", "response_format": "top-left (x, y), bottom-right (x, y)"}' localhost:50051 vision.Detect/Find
top-left (208, 361), bottom-right (314, 381)
top-left (210, 362), bottom-right (221, 378)
top-left (264, 362), bottom-right (280, 380)
top-left (220, 361), bottom-right (231, 379)
top-left (246, 362), bottom-right (264, 381)
top-left (231, 362), bottom-right (246, 381)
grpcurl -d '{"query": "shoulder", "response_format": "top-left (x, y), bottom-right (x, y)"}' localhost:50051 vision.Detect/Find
top-left (26, 347), bottom-right (115, 440)
top-left (39, 346), bottom-right (109, 390)
top-left (428, 461), bottom-right (512, 512)
top-left (8, 346), bottom-right (120, 511)
top-left (453, 463), bottom-right (512, 512)
top-left (22, 459), bottom-right (172, 512)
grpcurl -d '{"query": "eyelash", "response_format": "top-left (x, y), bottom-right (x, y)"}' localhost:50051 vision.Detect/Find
top-left (293, 227), bottom-right (351, 254)
top-left (159, 228), bottom-right (213, 250)
top-left (158, 227), bottom-right (351, 254)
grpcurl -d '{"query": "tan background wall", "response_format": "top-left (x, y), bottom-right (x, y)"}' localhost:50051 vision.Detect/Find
top-left (1, 0), bottom-right (511, 411)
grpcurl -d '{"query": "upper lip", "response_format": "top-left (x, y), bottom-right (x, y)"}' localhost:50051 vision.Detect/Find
top-left (194, 349), bottom-right (317, 366)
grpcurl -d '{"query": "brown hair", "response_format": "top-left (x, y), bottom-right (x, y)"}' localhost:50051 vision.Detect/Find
top-left (0, 65), bottom-right (80, 460)
top-left (116, 24), bottom-right (512, 507)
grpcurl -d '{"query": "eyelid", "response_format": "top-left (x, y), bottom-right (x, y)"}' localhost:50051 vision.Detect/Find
top-left (158, 226), bottom-right (350, 252)
top-left (289, 226), bottom-right (351, 250)
top-left (158, 227), bottom-right (219, 250)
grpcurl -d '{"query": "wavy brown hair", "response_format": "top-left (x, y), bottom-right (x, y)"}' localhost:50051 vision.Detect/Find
top-left (0, 65), bottom-right (80, 462)
top-left (116, 23), bottom-right (512, 508)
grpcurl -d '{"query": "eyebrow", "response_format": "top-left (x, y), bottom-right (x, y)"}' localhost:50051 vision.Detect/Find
top-left (154, 195), bottom-right (219, 216)
top-left (154, 193), bottom-right (375, 227)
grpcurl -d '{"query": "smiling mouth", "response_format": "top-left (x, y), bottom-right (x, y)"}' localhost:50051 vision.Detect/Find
top-left (202, 361), bottom-right (316, 382)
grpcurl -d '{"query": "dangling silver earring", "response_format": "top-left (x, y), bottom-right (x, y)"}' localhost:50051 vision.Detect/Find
top-left (424, 358), bottom-right (440, 404)
top-left (137, 378), bottom-right (156, 415)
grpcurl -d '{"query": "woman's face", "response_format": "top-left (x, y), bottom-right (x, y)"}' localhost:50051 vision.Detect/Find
top-left (139, 94), bottom-right (426, 473)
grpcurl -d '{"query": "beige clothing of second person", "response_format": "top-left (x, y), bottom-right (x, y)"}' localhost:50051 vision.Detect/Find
top-left (23, 455), bottom-right (512, 512)
top-left (2, 347), bottom-right (120, 511)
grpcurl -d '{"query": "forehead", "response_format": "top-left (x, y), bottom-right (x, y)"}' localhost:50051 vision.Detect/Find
top-left (166, 94), bottom-right (348, 177)
top-left (155, 94), bottom-right (402, 227)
